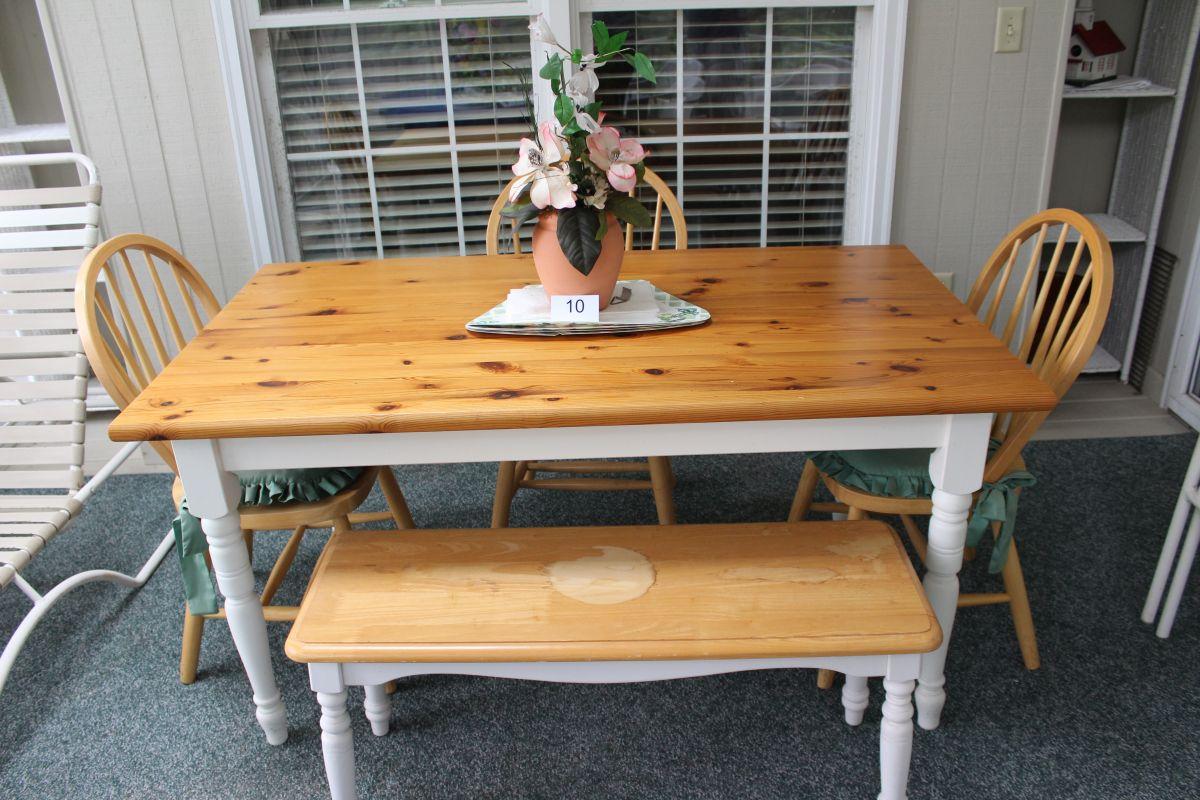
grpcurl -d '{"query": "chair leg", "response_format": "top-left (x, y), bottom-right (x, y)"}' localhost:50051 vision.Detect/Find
top-left (900, 515), bottom-right (928, 562)
top-left (997, 530), bottom-right (1040, 670)
top-left (333, 516), bottom-right (352, 535)
top-left (318, 690), bottom-right (357, 800)
top-left (648, 456), bottom-right (677, 525)
top-left (376, 468), bottom-right (415, 529)
top-left (180, 605), bottom-right (205, 685)
top-left (878, 678), bottom-right (916, 800)
top-left (243, 530), bottom-right (254, 566)
top-left (816, 669), bottom-right (836, 690)
top-left (788, 460), bottom-right (820, 522)
top-left (261, 525), bottom-right (307, 606)
top-left (846, 506), bottom-right (868, 521)
top-left (492, 462), bottom-right (517, 528)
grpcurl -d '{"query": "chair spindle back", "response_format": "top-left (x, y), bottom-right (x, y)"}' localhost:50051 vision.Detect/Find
top-left (964, 209), bottom-right (1113, 481)
top-left (76, 234), bottom-right (222, 472)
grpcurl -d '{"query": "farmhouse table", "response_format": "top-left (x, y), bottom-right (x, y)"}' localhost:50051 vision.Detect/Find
top-left (108, 245), bottom-right (1058, 745)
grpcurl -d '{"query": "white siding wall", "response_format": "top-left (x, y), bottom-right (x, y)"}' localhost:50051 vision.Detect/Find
top-left (41, 0), bottom-right (1071, 303)
top-left (892, 0), bottom-right (1071, 296)
top-left (40, 0), bottom-right (252, 301)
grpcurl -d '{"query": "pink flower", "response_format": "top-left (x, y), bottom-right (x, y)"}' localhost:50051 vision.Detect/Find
top-left (510, 121), bottom-right (577, 209)
top-left (586, 127), bottom-right (645, 193)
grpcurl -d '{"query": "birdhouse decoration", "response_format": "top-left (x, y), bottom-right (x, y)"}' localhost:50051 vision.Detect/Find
top-left (1066, 1), bottom-right (1126, 85)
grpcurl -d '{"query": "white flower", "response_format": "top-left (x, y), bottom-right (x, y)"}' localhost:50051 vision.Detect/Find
top-left (566, 65), bottom-right (599, 105)
top-left (510, 120), bottom-right (576, 209)
top-left (584, 178), bottom-right (610, 210)
top-left (575, 110), bottom-right (602, 134)
top-left (528, 15), bottom-right (560, 49)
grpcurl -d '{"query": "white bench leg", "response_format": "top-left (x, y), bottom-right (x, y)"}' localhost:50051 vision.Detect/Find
top-left (319, 690), bottom-right (357, 800)
top-left (364, 684), bottom-right (392, 736)
top-left (842, 674), bottom-right (869, 726)
top-left (878, 678), bottom-right (915, 800)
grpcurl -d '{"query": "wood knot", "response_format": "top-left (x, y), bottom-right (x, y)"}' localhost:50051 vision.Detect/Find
top-left (644, 368), bottom-right (666, 375)
top-left (479, 361), bottom-right (519, 373)
top-left (376, 403), bottom-right (400, 411)
top-left (258, 380), bottom-right (297, 388)
top-left (489, 389), bottom-right (522, 400)
top-left (446, 334), bottom-right (467, 340)
top-left (890, 364), bottom-right (919, 373)
top-left (308, 308), bottom-right (339, 316)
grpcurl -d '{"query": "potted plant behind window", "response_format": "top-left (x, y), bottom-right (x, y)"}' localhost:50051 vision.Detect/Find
top-left (501, 16), bottom-right (659, 309)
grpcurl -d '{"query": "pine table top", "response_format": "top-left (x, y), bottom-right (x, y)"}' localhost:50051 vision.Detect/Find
top-left (109, 246), bottom-right (1058, 442)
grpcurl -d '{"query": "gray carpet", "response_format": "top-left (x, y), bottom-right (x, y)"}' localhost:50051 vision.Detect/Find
top-left (2, 435), bottom-right (1198, 799)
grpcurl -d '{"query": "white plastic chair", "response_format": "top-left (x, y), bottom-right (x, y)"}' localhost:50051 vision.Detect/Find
top-left (1143, 436), bottom-right (1200, 638)
top-left (0, 152), bottom-right (173, 693)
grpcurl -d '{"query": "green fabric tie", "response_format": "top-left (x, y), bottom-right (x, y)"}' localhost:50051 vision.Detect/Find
top-left (810, 442), bottom-right (1035, 573)
top-left (172, 466), bottom-right (365, 615)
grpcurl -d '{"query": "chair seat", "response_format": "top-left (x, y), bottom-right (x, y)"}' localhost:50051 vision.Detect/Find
top-left (286, 520), bottom-right (942, 664)
top-left (811, 448), bottom-right (1034, 573)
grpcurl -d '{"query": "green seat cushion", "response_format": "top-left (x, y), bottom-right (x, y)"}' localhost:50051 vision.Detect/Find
top-left (174, 466), bottom-right (364, 615)
top-left (810, 447), bottom-right (1035, 573)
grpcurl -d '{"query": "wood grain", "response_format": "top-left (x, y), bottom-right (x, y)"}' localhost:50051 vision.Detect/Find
top-left (109, 246), bottom-right (1059, 442)
top-left (284, 520), bottom-right (942, 663)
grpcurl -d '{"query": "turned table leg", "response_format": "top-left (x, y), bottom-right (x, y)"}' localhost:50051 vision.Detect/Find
top-left (917, 414), bottom-right (989, 730)
top-left (176, 439), bottom-right (288, 745)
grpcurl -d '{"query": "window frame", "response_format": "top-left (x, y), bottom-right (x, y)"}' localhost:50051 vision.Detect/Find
top-left (211, 0), bottom-right (906, 265)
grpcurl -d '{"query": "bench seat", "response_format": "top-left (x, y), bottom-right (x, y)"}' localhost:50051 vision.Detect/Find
top-left (286, 520), bottom-right (940, 665)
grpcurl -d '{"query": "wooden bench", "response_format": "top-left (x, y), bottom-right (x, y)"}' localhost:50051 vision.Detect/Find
top-left (286, 520), bottom-right (942, 799)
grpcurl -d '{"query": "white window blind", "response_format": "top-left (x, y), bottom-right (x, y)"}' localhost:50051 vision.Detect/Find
top-left (592, 7), bottom-right (854, 249)
top-left (233, 1), bottom-right (882, 263)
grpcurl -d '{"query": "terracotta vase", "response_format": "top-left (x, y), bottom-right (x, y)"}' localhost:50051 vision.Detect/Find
top-left (531, 211), bottom-right (625, 309)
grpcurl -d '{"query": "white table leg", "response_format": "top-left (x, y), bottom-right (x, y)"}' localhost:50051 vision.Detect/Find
top-left (363, 684), bottom-right (392, 736)
top-left (878, 677), bottom-right (915, 800)
top-left (319, 690), bottom-right (357, 800)
top-left (842, 674), bottom-right (869, 726)
top-left (175, 440), bottom-right (288, 745)
top-left (917, 414), bottom-right (990, 730)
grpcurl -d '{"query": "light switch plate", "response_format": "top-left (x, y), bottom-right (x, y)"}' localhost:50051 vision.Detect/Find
top-left (995, 6), bottom-right (1025, 53)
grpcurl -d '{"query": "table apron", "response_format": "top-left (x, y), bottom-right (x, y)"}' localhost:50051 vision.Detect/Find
top-left (199, 413), bottom-right (994, 473)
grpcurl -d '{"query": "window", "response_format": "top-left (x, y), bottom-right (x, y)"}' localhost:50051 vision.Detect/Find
top-left (216, 1), bottom-right (905, 263)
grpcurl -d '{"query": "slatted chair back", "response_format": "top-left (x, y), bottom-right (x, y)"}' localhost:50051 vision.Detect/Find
top-left (0, 152), bottom-right (100, 587)
top-left (964, 209), bottom-right (1113, 482)
top-left (0, 153), bottom-right (99, 499)
top-left (76, 234), bottom-right (222, 472)
top-left (485, 166), bottom-right (688, 255)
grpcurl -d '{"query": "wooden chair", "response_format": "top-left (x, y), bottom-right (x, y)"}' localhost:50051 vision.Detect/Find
top-left (0, 153), bottom-right (174, 694)
top-left (75, 233), bottom-right (416, 684)
top-left (790, 209), bottom-right (1113, 681)
top-left (484, 167), bottom-right (687, 527)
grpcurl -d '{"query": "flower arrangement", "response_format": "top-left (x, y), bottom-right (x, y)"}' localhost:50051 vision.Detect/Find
top-left (501, 15), bottom-right (659, 277)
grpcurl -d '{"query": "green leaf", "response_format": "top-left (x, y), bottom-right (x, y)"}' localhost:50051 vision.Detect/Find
top-left (623, 51), bottom-right (657, 85)
top-left (555, 207), bottom-right (603, 275)
top-left (605, 194), bottom-right (652, 228)
top-left (584, 101), bottom-right (602, 119)
top-left (539, 53), bottom-right (563, 80)
top-left (607, 31), bottom-right (627, 53)
top-left (595, 209), bottom-right (608, 241)
top-left (571, 48), bottom-right (583, 65)
top-left (591, 19), bottom-right (610, 53)
top-left (499, 200), bottom-right (540, 225)
top-left (554, 93), bottom-right (575, 127)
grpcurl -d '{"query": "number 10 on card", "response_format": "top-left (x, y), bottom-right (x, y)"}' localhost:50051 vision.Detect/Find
top-left (550, 294), bottom-right (600, 323)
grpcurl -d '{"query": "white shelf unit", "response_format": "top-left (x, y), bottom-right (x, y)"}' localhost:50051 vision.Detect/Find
top-left (1049, 0), bottom-right (1200, 379)
top-left (1062, 77), bottom-right (1175, 98)
top-left (0, 122), bottom-right (69, 145)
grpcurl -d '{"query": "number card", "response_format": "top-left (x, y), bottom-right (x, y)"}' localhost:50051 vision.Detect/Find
top-left (550, 294), bottom-right (600, 323)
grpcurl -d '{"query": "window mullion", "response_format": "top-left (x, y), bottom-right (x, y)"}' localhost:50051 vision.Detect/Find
top-left (437, 18), bottom-right (467, 256)
top-left (349, 23), bottom-right (384, 259)
top-left (675, 10), bottom-right (685, 210)
top-left (759, 7), bottom-right (774, 248)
